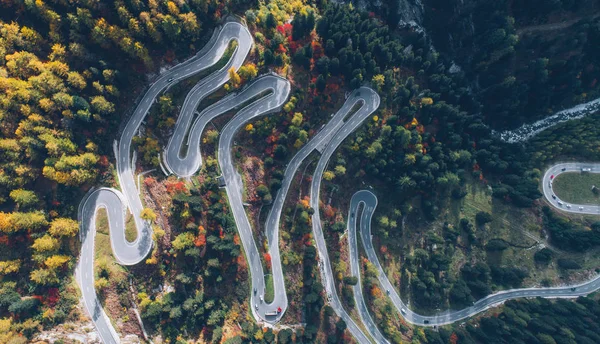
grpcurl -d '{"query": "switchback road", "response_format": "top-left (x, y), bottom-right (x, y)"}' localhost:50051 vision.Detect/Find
top-left (77, 21), bottom-right (256, 343)
top-left (310, 87), bottom-right (381, 344)
top-left (216, 75), bottom-right (291, 323)
top-left (347, 190), bottom-right (600, 331)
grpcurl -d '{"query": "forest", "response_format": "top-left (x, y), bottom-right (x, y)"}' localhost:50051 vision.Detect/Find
top-left (423, 0), bottom-right (600, 129)
top-left (426, 296), bottom-right (600, 344)
top-left (0, 0), bottom-right (599, 342)
top-left (0, 0), bottom-right (240, 342)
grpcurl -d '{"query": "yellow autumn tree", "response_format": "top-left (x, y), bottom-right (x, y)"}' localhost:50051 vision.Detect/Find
top-left (323, 171), bottom-right (335, 181)
top-left (30, 268), bottom-right (57, 285)
top-left (0, 211), bottom-right (48, 233)
top-left (48, 218), bottom-right (79, 237)
top-left (0, 260), bottom-right (21, 275)
top-left (140, 208), bottom-right (157, 222)
top-left (45, 255), bottom-right (70, 269)
top-left (238, 63), bottom-right (258, 81)
top-left (372, 74), bottom-right (385, 90)
top-left (32, 235), bottom-right (60, 252)
top-left (291, 112), bottom-right (303, 126)
top-left (228, 67), bottom-right (241, 88)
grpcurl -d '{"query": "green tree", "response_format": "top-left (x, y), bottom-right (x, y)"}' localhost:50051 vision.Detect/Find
top-left (334, 165), bottom-right (346, 176)
top-left (172, 232), bottom-right (195, 251)
top-left (9, 189), bottom-right (38, 208)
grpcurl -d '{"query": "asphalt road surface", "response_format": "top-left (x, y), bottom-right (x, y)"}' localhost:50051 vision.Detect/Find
top-left (348, 189), bottom-right (600, 330)
top-left (216, 75), bottom-right (291, 323)
top-left (309, 87), bottom-right (381, 344)
top-left (542, 162), bottom-right (600, 214)
top-left (347, 193), bottom-right (389, 343)
top-left (77, 21), bottom-right (254, 344)
top-left (257, 84), bottom-right (365, 323)
top-left (163, 24), bottom-right (252, 177)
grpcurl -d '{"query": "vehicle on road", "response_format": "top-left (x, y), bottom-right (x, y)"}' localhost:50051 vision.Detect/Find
top-left (558, 201), bottom-right (563, 206)
top-left (571, 287), bottom-right (577, 291)
top-left (265, 310), bottom-right (278, 316)
top-left (551, 174), bottom-right (554, 179)
top-left (561, 168), bottom-right (566, 171)
top-left (582, 167), bottom-right (591, 172)
top-left (351, 212), bottom-right (354, 218)
top-left (579, 206), bottom-right (584, 210)
top-left (401, 308), bottom-right (407, 314)
top-left (167, 77), bottom-right (174, 82)
top-left (424, 320), bottom-right (430, 324)
top-left (253, 288), bottom-right (256, 294)
top-left (260, 295), bottom-right (263, 303)
top-left (255, 304), bottom-right (258, 310)
top-left (552, 195), bottom-right (557, 199)
top-left (566, 204), bottom-right (571, 208)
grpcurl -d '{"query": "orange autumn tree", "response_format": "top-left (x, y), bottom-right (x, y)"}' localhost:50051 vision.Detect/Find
top-left (264, 253), bottom-right (272, 269)
top-left (194, 225), bottom-right (206, 247)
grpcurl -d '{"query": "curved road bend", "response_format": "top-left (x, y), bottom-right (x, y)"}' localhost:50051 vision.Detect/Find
top-left (217, 75), bottom-right (291, 322)
top-left (77, 22), bottom-right (253, 344)
top-left (542, 162), bottom-right (600, 215)
top-left (261, 88), bottom-right (374, 324)
top-left (310, 87), bottom-right (381, 344)
top-left (163, 25), bottom-right (252, 177)
top-left (78, 188), bottom-right (129, 344)
top-left (347, 192), bottom-right (389, 344)
top-left (349, 190), bottom-right (600, 330)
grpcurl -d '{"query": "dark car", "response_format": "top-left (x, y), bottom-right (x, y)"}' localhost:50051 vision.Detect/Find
top-left (424, 320), bottom-right (430, 324)
top-left (571, 287), bottom-right (576, 291)
top-left (552, 195), bottom-right (557, 199)
top-left (351, 212), bottom-right (354, 218)
top-left (561, 167), bottom-right (566, 171)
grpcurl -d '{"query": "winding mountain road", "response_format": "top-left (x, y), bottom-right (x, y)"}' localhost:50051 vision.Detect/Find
top-left (346, 189), bottom-right (600, 331)
top-left (216, 75), bottom-right (291, 322)
top-left (76, 17), bottom-right (600, 344)
top-left (309, 87), bottom-right (381, 344)
top-left (77, 21), bottom-right (262, 343)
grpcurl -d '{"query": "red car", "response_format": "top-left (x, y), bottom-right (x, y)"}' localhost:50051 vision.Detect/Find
top-left (550, 175), bottom-right (554, 179)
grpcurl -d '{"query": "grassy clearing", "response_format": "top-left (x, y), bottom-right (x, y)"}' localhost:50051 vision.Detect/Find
top-left (125, 213), bottom-right (138, 242)
top-left (264, 274), bottom-right (274, 304)
top-left (95, 209), bottom-right (115, 262)
top-left (95, 209), bottom-right (126, 282)
top-left (553, 172), bottom-right (600, 205)
top-left (95, 208), bottom-right (111, 254)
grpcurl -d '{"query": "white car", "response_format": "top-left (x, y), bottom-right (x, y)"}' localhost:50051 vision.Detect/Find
top-left (566, 204), bottom-right (571, 208)
top-left (579, 206), bottom-right (584, 210)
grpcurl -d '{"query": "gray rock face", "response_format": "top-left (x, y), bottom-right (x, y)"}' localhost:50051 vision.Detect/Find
top-left (335, 0), bottom-right (424, 27)
top-left (396, 0), bottom-right (424, 27)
